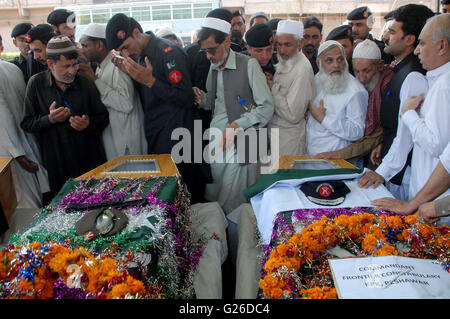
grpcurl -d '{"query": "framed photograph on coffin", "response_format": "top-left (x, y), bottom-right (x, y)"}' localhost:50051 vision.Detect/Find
top-left (0, 157), bottom-right (17, 221)
top-left (274, 155), bottom-right (359, 170)
top-left (76, 155), bottom-right (180, 179)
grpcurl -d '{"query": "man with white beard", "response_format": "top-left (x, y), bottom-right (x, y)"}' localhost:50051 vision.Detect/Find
top-left (306, 40), bottom-right (368, 155)
top-left (267, 20), bottom-right (315, 158)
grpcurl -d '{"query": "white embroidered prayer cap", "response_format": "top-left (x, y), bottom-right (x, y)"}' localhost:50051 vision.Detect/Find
top-left (353, 39), bottom-right (381, 60)
top-left (82, 23), bottom-right (106, 39)
top-left (317, 40), bottom-right (345, 57)
top-left (276, 20), bottom-right (304, 38)
top-left (201, 17), bottom-right (231, 34)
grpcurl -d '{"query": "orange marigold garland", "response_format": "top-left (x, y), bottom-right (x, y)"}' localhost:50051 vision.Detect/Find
top-left (260, 212), bottom-right (449, 299)
top-left (0, 242), bottom-right (155, 299)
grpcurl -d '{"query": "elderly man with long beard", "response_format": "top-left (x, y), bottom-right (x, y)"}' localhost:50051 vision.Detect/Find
top-left (306, 40), bottom-right (368, 155)
top-left (267, 20), bottom-right (315, 160)
top-left (317, 39), bottom-right (393, 169)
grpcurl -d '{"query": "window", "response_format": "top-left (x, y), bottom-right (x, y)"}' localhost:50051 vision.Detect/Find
top-left (111, 7), bottom-right (131, 17)
top-left (92, 8), bottom-right (110, 23)
top-left (173, 4), bottom-right (192, 20)
top-left (193, 3), bottom-right (212, 19)
top-left (152, 5), bottom-right (171, 21)
top-left (77, 10), bottom-right (92, 25)
top-left (131, 6), bottom-right (151, 21)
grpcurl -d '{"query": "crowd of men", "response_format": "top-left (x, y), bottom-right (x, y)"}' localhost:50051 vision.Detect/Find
top-left (0, 2), bottom-right (449, 224)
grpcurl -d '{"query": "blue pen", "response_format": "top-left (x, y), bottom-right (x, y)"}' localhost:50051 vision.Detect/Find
top-left (63, 100), bottom-right (74, 112)
top-left (385, 91), bottom-right (391, 101)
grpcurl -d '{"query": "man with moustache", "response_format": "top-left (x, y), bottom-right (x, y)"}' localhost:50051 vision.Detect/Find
top-left (24, 24), bottom-right (54, 78)
top-left (301, 16), bottom-right (323, 74)
top-left (195, 16), bottom-right (274, 214)
top-left (79, 23), bottom-right (147, 161)
top-left (230, 10), bottom-right (246, 52)
top-left (317, 40), bottom-right (393, 168)
top-left (21, 36), bottom-right (109, 197)
top-left (47, 8), bottom-right (76, 43)
top-left (267, 20), bottom-right (315, 157)
top-left (306, 40), bottom-right (368, 155)
top-left (358, 4), bottom-right (434, 200)
top-left (368, 14), bottom-right (450, 220)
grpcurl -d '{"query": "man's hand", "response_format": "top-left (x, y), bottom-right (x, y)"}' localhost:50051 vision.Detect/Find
top-left (220, 121), bottom-right (240, 151)
top-left (122, 56), bottom-right (155, 87)
top-left (48, 101), bottom-right (71, 124)
top-left (401, 93), bottom-right (424, 115)
top-left (370, 144), bottom-right (382, 166)
top-left (15, 156), bottom-right (39, 173)
top-left (371, 197), bottom-right (417, 215)
top-left (417, 201), bottom-right (440, 224)
top-left (317, 150), bottom-right (341, 160)
top-left (193, 87), bottom-right (202, 105)
top-left (69, 115), bottom-right (90, 131)
top-left (267, 79), bottom-right (274, 89)
top-left (264, 72), bottom-right (273, 82)
top-left (308, 99), bottom-right (325, 123)
top-left (78, 63), bottom-right (97, 82)
top-left (358, 171), bottom-right (385, 189)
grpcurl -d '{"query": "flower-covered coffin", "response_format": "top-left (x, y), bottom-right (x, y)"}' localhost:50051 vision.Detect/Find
top-left (0, 176), bottom-right (205, 299)
top-left (259, 207), bottom-right (450, 299)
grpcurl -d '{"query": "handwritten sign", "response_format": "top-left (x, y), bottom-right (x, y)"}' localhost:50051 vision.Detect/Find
top-left (328, 256), bottom-right (450, 299)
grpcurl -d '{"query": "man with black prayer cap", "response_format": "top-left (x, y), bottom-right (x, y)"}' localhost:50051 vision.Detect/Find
top-left (21, 36), bottom-right (109, 197)
top-left (347, 6), bottom-right (393, 64)
top-left (47, 8), bottom-right (76, 43)
top-left (105, 13), bottom-right (211, 204)
top-left (8, 22), bottom-right (42, 83)
top-left (326, 24), bottom-right (355, 75)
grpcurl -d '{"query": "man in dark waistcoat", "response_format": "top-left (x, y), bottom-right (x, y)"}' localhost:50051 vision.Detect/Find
top-left (105, 13), bottom-right (211, 203)
top-left (358, 4), bottom-right (435, 200)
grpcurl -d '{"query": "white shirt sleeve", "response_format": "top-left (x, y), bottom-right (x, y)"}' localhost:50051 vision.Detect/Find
top-left (0, 92), bottom-right (26, 158)
top-left (439, 142), bottom-right (450, 174)
top-left (401, 75), bottom-right (450, 158)
top-left (321, 90), bottom-right (368, 142)
top-left (376, 72), bottom-right (428, 180)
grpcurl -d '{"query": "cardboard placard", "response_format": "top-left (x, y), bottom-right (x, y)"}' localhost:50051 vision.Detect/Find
top-left (329, 256), bottom-right (450, 299)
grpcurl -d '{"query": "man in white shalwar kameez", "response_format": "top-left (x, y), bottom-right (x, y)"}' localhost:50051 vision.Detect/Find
top-left (306, 40), bottom-right (368, 155)
top-left (196, 17), bottom-right (274, 214)
top-left (267, 20), bottom-right (315, 160)
top-left (369, 14), bottom-right (450, 211)
top-left (0, 60), bottom-right (49, 208)
top-left (79, 23), bottom-right (147, 160)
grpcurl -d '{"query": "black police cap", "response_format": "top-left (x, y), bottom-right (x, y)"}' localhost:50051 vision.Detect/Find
top-left (25, 24), bottom-right (55, 45)
top-left (347, 6), bottom-right (372, 20)
top-left (245, 23), bottom-right (273, 47)
top-left (105, 13), bottom-right (142, 50)
top-left (300, 181), bottom-right (351, 206)
top-left (11, 22), bottom-right (34, 38)
top-left (47, 8), bottom-right (75, 26)
top-left (326, 24), bottom-right (353, 41)
top-left (206, 8), bottom-right (233, 23)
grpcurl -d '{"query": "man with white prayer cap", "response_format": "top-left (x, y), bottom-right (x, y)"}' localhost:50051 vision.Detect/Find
top-left (317, 39), bottom-right (393, 168)
top-left (79, 23), bottom-right (147, 161)
top-left (195, 10), bottom-right (274, 214)
top-left (266, 20), bottom-right (315, 162)
top-left (306, 40), bottom-right (368, 155)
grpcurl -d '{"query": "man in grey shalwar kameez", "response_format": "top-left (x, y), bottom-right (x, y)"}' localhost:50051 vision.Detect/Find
top-left (196, 16), bottom-right (274, 214)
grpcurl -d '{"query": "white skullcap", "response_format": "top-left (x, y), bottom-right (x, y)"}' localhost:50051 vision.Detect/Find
top-left (156, 27), bottom-right (175, 38)
top-left (276, 20), bottom-right (304, 38)
top-left (353, 39), bottom-right (381, 60)
top-left (317, 40), bottom-right (344, 57)
top-left (81, 23), bottom-right (106, 39)
top-left (201, 17), bottom-right (231, 34)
